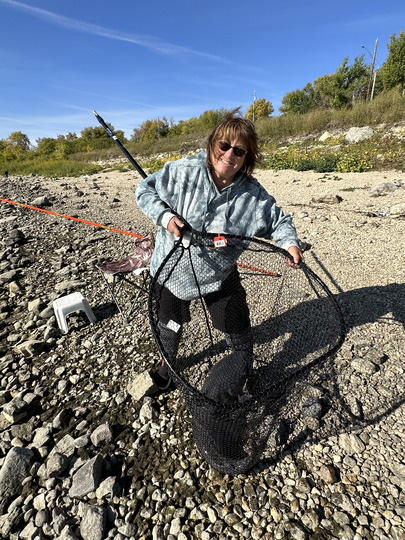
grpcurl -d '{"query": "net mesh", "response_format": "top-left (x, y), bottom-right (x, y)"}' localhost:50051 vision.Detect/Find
top-left (148, 228), bottom-right (346, 475)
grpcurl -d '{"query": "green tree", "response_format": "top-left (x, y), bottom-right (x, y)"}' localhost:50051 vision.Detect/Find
top-left (0, 139), bottom-right (10, 164)
top-left (55, 133), bottom-right (80, 157)
top-left (380, 31), bottom-right (405, 91)
top-left (36, 137), bottom-right (57, 156)
top-left (177, 116), bottom-right (200, 134)
top-left (131, 127), bottom-right (142, 142)
top-left (1, 144), bottom-right (18, 161)
top-left (137, 117), bottom-right (170, 142)
top-left (139, 120), bottom-right (155, 141)
top-left (198, 108), bottom-right (229, 131)
top-left (7, 131), bottom-right (31, 151)
top-left (65, 132), bottom-right (78, 142)
top-left (245, 98), bottom-right (273, 121)
top-left (167, 121), bottom-right (184, 137)
top-left (36, 133), bottom-right (80, 157)
top-left (314, 56), bottom-right (369, 108)
top-left (80, 125), bottom-right (126, 150)
top-left (171, 109), bottom-right (229, 135)
top-left (279, 83), bottom-right (317, 114)
top-left (0, 139), bottom-right (8, 156)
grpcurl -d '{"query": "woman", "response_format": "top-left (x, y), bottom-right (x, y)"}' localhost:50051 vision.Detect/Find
top-left (136, 108), bottom-right (304, 391)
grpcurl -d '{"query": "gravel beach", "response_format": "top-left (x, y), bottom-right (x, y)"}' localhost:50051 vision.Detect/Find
top-left (0, 164), bottom-right (404, 540)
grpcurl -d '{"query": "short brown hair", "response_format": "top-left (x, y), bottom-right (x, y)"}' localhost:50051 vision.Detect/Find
top-left (206, 108), bottom-right (261, 177)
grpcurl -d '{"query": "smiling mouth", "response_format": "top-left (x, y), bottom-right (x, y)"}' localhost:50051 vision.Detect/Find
top-left (221, 158), bottom-right (233, 165)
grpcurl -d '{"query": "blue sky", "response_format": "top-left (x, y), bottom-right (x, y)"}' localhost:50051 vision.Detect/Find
top-left (0, 0), bottom-right (404, 145)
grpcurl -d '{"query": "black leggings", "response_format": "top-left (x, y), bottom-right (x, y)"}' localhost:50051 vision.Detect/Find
top-left (156, 266), bottom-right (250, 334)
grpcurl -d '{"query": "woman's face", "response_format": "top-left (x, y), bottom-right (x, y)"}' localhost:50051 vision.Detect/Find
top-left (211, 137), bottom-right (247, 185)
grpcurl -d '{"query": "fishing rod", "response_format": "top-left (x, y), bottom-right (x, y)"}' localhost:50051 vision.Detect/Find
top-left (93, 110), bottom-right (147, 179)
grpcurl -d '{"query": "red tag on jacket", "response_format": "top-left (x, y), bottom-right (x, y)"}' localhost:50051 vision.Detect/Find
top-left (214, 234), bottom-right (227, 248)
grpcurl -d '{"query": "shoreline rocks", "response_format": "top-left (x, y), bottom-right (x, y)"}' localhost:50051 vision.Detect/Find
top-left (0, 170), bottom-right (404, 539)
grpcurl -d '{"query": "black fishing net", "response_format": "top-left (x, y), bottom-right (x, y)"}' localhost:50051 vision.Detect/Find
top-left (148, 227), bottom-right (346, 475)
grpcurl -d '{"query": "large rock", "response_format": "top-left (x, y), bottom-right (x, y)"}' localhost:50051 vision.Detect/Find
top-left (389, 461), bottom-right (405, 478)
top-left (345, 126), bottom-right (376, 143)
top-left (338, 432), bottom-right (366, 455)
top-left (95, 476), bottom-right (120, 500)
top-left (53, 434), bottom-right (77, 457)
top-left (4, 229), bottom-right (26, 246)
top-left (90, 423), bottom-right (113, 447)
top-left (13, 339), bottom-right (48, 357)
top-left (0, 447), bottom-right (34, 498)
top-left (369, 182), bottom-right (401, 196)
top-left (31, 196), bottom-right (52, 207)
top-left (127, 370), bottom-right (158, 401)
top-left (69, 455), bottom-right (104, 499)
top-left (0, 269), bottom-right (18, 285)
top-left (311, 194), bottom-right (343, 204)
top-left (55, 280), bottom-right (87, 293)
top-left (2, 395), bottom-right (29, 423)
top-left (80, 504), bottom-right (107, 540)
top-left (46, 452), bottom-right (70, 478)
top-left (390, 202), bottom-right (405, 217)
top-left (28, 298), bottom-right (45, 313)
top-left (319, 131), bottom-right (332, 142)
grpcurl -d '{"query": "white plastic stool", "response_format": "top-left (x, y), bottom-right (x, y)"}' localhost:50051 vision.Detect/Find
top-left (53, 292), bottom-right (96, 334)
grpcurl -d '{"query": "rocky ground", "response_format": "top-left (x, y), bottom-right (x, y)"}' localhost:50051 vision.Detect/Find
top-left (0, 164), bottom-right (404, 540)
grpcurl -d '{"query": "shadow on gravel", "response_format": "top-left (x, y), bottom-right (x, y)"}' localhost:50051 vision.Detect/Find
top-left (93, 301), bottom-right (119, 321)
top-left (254, 281), bottom-right (405, 473)
top-left (337, 282), bottom-right (405, 329)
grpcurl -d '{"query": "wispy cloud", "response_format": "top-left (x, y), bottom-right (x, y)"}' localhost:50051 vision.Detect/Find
top-left (52, 86), bottom-right (153, 107)
top-left (0, 101), bottom-right (223, 142)
top-left (0, 0), bottom-right (229, 62)
top-left (344, 15), bottom-right (398, 28)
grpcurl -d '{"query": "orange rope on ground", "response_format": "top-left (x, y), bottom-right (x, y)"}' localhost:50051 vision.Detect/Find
top-left (1, 196), bottom-right (280, 276)
top-left (0, 197), bottom-right (143, 238)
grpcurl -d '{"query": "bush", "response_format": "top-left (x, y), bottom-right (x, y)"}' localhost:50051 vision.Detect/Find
top-left (295, 157), bottom-right (316, 171)
top-left (260, 153), bottom-right (293, 170)
top-left (336, 150), bottom-right (371, 173)
top-left (314, 153), bottom-right (338, 172)
top-left (140, 154), bottom-right (182, 174)
top-left (6, 158), bottom-right (103, 177)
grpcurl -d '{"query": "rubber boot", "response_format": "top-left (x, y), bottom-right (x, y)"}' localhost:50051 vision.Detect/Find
top-left (224, 327), bottom-right (254, 395)
top-left (153, 321), bottom-right (183, 390)
top-left (158, 321), bottom-right (182, 361)
top-left (202, 351), bottom-right (250, 403)
top-left (199, 329), bottom-right (253, 463)
top-left (224, 327), bottom-right (253, 368)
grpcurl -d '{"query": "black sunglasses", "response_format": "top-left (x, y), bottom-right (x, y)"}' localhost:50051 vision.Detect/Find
top-left (218, 140), bottom-right (247, 158)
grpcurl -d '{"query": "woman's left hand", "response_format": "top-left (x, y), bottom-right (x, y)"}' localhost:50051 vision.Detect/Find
top-left (287, 245), bottom-right (304, 268)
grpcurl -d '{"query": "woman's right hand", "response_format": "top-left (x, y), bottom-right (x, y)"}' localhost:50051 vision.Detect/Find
top-left (167, 216), bottom-right (185, 237)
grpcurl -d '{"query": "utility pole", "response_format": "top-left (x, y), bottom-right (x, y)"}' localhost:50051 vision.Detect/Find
top-left (370, 38), bottom-right (378, 101)
top-left (364, 38), bottom-right (378, 101)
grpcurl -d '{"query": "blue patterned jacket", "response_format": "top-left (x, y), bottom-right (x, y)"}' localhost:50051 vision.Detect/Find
top-left (136, 151), bottom-right (300, 299)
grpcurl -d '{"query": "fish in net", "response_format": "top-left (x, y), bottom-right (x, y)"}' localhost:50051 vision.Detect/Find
top-left (148, 226), bottom-right (346, 475)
